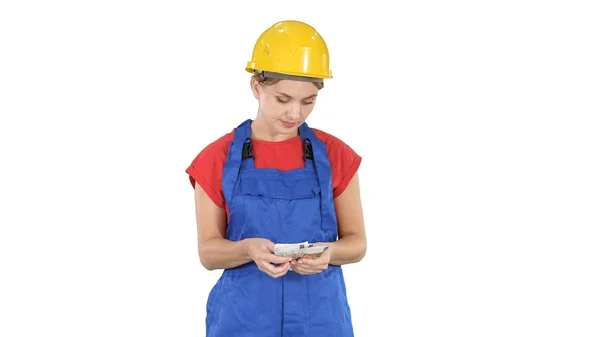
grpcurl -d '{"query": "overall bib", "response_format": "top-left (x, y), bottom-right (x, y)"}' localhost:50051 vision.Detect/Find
top-left (205, 119), bottom-right (354, 337)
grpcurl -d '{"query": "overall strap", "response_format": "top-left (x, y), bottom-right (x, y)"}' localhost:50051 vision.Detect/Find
top-left (222, 119), bottom-right (252, 209)
top-left (222, 119), bottom-right (338, 233)
top-left (299, 122), bottom-right (338, 232)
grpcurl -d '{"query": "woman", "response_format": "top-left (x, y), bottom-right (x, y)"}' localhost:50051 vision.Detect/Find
top-left (186, 20), bottom-right (367, 337)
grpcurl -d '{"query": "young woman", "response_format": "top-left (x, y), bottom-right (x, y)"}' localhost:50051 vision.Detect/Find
top-left (186, 20), bottom-right (367, 337)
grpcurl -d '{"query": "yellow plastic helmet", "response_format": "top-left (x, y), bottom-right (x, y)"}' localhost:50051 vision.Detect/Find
top-left (245, 20), bottom-right (332, 82)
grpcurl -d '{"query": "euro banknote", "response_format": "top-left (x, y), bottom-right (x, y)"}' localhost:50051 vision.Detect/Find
top-left (274, 242), bottom-right (329, 259)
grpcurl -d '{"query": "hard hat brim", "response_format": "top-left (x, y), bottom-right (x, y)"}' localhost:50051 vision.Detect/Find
top-left (250, 69), bottom-right (330, 83)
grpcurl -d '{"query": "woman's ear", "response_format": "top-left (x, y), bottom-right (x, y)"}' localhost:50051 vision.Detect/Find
top-left (250, 78), bottom-right (261, 100)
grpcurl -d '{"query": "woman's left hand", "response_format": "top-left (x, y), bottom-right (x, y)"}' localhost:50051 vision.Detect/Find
top-left (290, 242), bottom-right (331, 275)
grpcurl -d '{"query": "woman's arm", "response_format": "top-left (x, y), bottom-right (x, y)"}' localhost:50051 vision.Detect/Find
top-left (195, 182), bottom-right (296, 275)
top-left (194, 181), bottom-right (251, 270)
top-left (328, 172), bottom-right (367, 265)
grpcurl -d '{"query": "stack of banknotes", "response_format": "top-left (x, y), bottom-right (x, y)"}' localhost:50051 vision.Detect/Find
top-left (274, 242), bottom-right (329, 259)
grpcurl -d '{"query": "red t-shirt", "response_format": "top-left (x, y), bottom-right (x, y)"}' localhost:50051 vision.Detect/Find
top-left (186, 127), bottom-right (362, 209)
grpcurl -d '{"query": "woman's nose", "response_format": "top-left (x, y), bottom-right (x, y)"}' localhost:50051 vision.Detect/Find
top-left (287, 103), bottom-right (301, 119)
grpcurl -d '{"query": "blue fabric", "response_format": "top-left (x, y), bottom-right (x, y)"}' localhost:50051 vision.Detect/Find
top-left (206, 119), bottom-right (354, 337)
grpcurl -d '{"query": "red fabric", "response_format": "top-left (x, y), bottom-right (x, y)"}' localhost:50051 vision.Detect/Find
top-left (186, 127), bottom-right (362, 208)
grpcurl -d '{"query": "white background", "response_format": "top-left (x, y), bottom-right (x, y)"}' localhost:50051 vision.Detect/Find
top-left (1, 1), bottom-right (599, 336)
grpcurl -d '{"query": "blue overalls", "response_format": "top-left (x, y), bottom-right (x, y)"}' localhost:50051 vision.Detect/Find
top-left (205, 119), bottom-right (354, 337)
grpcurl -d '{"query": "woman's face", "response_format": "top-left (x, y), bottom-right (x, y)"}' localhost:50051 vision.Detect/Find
top-left (251, 78), bottom-right (319, 138)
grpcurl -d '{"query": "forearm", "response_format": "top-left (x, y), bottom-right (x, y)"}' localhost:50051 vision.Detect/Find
top-left (328, 233), bottom-right (367, 266)
top-left (198, 237), bottom-right (251, 270)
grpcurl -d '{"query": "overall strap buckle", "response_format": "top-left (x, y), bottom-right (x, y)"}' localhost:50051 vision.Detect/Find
top-left (241, 139), bottom-right (253, 159)
top-left (303, 139), bottom-right (314, 160)
top-left (241, 135), bottom-right (313, 160)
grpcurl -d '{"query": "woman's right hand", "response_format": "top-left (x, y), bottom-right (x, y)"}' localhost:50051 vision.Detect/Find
top-left (244, 238), bottom-right (292, 278)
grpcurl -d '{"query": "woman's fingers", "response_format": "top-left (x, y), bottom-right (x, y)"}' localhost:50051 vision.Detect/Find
top-left (256, 252), bottom-right (329, 278)
top-left (264, 253), bottom-right (293, 265)
top-left (271, 262), bottom-right (290, 278)
top-left (290, 263), bottom-right (313, 274)
top-left (292, 267), bottom-right (316, 275)
top-left (297, 255), bottom-right (328, 267)
top-left (259, 259), bottom-right (290, 278)
top-left (290, 258), bottom-right (327, 274)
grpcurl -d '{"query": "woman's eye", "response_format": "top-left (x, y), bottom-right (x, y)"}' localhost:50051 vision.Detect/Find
top-left (276, 97), bottom-right (289, 103)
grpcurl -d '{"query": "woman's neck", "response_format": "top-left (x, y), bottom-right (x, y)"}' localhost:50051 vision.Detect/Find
top-left (250, 116), bottom-right (298, 142)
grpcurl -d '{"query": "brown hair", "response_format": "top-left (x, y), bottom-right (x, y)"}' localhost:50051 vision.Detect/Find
top-left (251, 73), bottom-right (324, 90)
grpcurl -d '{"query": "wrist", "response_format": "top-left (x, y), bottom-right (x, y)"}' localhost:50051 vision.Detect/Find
top-left (326, 242), bottom-right (336, 261)
top-left (315, 241), bottom-right (335, 261)
top-left (239, 239), bottom-right (252, 260)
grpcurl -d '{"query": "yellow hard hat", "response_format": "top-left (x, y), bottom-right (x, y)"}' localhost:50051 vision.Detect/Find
top-left (246, 20), bottom-right (332, 81)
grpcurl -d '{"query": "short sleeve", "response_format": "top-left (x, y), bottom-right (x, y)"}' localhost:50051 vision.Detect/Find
top-left (185, 132), bottom-right (233, 208)
top-left (313, 129), bottom-right (362, 198)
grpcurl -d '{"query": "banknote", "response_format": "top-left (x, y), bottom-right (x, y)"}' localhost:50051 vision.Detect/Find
top-left (274, 242), bottom-right (329, 259)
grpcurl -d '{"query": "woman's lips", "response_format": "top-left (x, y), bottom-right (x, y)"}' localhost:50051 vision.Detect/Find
top-left (280, 120), bottom-right (296, 128)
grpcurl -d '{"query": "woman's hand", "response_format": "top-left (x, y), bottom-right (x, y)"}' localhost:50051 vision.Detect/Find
top-left (290, 242), bottom-right (331, 275)
top-left (244, 238), bottom-right (292, 278)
